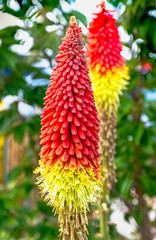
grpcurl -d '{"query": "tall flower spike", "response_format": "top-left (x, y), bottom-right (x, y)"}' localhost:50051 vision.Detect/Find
top-left (34, 16), bottom-right (101, 239)
top-left (86, 1), bottom-right (130, 186)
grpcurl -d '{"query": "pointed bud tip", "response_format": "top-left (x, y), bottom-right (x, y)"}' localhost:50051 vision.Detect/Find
top-left (70, 16), bottom-right (77, 26)
top-left (97, 1), bottom-right (105, 9)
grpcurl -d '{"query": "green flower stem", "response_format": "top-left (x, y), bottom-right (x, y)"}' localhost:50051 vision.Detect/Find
top-left (100, 184), bottom-right (110, 240)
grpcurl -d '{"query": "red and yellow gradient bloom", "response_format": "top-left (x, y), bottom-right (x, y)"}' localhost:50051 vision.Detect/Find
top-left (86, 2), bottom-right (130, 186)
top-left (34, 17), bottom-right (101, 237)
top-left (86, 2), bottom-right (129, 113)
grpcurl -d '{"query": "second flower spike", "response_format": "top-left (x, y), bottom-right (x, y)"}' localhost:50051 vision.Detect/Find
top-left (86, 1), bottom-right (130, 185)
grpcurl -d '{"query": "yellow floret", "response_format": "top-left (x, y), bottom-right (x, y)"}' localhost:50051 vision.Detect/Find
top-left (89, 65), bottom-right (130, 114)
top-left (34, 162), bottom-right (101, 235)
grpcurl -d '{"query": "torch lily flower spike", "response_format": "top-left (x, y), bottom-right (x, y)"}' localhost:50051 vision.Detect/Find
top-left (34, 16), bottom-right (101, 239)
top-left (86, 2), bottom-right (130, 185)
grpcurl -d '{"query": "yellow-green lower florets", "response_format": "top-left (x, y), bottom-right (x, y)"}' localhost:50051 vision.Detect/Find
top-left (34, 162), bottom-right (101, 235)
top-left (89, 65), bottom-right (130, 114)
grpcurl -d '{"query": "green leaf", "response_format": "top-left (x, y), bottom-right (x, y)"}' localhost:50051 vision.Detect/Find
top-left (64, 10), bottom-right (88, 27)
top-left (7, 165), bottom-right (25, 182)
top-left (133, 124), bottom-right (144, 145)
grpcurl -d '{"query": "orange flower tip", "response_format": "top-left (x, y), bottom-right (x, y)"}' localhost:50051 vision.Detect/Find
top-left (97, 1), bottom-right (115, 13)
top-left (97, 1), bottom-right (105, 9)
top-left (70, 16), bottom-right (77, 27)
top-left (97, 1), bottom-right (108, 12)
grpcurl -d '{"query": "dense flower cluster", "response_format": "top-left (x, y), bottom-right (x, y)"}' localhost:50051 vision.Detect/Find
top-left (34, 17), bottom-right (101, 238)
top-left (86, 2), bottom-right (130, 185)
top-left (86, 2), bottom-right (129, 112)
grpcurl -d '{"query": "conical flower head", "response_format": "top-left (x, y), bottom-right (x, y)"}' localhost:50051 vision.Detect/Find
top-left (86, 2), bottom-right (129, 111)
top-left (35, 17), bottom-right (101, 237)
top-left (86, 1), bottom-right (125, 73)
top-left (40, 17), bottom-right (100, 173)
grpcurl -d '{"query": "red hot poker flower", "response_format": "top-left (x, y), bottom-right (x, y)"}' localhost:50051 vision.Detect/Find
top-left (35, 16), bottom-right (101, 238)
top-left (40, 19), bottom-right (100, 173)
top-left (86, 2), bottom-right (130, 186)
top-left (86, 1), bottom-right (125, 73)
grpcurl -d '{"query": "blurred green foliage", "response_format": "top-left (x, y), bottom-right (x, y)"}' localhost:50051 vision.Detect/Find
top-left (0, 0), bottom-right (156, 239)
top-left (108, 0), bottom-right (156, 239)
